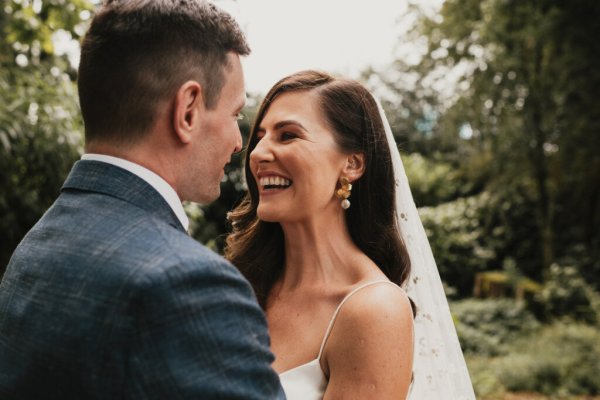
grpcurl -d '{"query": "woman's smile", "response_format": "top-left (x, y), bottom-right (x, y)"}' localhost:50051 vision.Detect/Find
top-left (258, 175), bottom-right (293, 192)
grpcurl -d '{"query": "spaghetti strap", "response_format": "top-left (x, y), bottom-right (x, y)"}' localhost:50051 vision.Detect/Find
top-left (316, 280), bottom-right (405, 360)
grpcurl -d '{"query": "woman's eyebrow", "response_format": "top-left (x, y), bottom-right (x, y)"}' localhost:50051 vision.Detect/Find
top-left (273, 120), bottom-right (307, 131)
top-left (257, 119), bottom-right (308, 135)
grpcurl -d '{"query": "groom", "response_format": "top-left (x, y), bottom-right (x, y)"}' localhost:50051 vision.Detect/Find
top-left (0, 1), bottom-right (284, 399)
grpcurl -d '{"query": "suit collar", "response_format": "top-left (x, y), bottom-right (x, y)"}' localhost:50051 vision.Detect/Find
top-left (81, 154), bottom-right (189, 230)
top-left (62, 160), bottom-right (187, 233)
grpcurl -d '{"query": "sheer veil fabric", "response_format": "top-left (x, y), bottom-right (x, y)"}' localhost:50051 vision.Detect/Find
top-left (376, 100), bottom-right (476, 399)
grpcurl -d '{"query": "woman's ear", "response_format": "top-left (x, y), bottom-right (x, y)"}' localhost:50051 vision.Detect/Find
top-left (172, 80), bottom-right (203, 144)
top-left (342, 153), bottom-right (366, 182)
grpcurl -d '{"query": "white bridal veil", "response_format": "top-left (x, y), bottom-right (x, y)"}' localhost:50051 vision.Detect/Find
top-left (376, 101), bottom-right (476, 400)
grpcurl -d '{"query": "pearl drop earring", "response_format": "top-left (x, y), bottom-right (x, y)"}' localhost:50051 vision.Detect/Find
top-left (336, 177), bottom-right (352, 210)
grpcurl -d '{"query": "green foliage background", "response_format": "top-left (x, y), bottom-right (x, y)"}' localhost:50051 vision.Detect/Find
top-left (0, 0), bottom-right (92, 272)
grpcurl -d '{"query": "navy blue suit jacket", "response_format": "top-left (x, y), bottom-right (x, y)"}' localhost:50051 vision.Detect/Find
top-left (0, 160), bottom-right (284, 399)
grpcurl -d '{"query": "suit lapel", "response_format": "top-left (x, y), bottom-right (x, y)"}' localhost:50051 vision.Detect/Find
top-left (62, 160), bottom-right (187, 233)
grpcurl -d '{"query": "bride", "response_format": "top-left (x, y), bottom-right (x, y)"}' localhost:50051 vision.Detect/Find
top-left (225, 70), bottom-right (475, 399)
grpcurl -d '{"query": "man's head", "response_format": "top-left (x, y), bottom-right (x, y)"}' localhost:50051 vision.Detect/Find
top-left (79, 0), bottom-right (249, 144)
top-left (78, 0), bottom-right (249, 203)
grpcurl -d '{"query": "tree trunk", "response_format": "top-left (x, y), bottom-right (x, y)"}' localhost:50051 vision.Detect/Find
top-left (524, 41), bottom-right (555, 270)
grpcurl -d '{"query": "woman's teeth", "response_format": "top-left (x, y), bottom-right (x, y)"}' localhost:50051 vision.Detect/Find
top-left (259, 176), bottom-right (292, 189)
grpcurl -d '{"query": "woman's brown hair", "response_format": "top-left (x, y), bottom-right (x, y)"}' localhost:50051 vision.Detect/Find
top-left (225, 70), bottom-right (411, 308)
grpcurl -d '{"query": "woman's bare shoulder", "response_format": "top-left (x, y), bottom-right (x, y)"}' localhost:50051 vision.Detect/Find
top-left (335, 281), bottom-right (413, 334)
top-left (321, 281), bottom-right (414, 397)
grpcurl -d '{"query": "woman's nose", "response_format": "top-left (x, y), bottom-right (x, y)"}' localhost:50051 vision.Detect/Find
top-left (250, 135), bottom-right (275, 164)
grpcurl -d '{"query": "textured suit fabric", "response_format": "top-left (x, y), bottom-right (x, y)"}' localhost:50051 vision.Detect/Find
top-left (0, 160), bottom-right (284, 399)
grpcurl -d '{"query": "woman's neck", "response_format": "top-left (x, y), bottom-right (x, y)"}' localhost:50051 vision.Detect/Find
top-left (278, 212), bottom-right (369, 291)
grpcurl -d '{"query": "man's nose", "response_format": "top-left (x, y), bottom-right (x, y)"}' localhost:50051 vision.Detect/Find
top-left (233, 127), bottom-right (242, 154)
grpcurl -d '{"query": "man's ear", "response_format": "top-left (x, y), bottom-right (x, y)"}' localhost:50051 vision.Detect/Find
top-left (342, 153), bottom-right (366, 182)
top-left (173, 81), bottom-right (203, 144)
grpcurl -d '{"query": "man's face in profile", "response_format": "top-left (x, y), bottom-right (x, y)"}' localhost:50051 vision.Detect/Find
top-left (185, 52), bottom-right (245, 204)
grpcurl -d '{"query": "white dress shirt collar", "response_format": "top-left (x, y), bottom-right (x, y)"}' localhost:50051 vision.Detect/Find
top-left (81, 153), bottom-right (189, 231)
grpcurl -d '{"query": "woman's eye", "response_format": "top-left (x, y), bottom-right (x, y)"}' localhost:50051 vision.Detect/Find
top-left (281, 132), bottom-right (297, 141)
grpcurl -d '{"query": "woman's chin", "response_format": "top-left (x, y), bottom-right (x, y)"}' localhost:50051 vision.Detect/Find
top-left (256, 207), bottom-right (282, 223)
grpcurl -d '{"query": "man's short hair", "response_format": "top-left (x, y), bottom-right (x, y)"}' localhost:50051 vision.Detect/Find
top-left (78, 0), bottom-right (250, 145)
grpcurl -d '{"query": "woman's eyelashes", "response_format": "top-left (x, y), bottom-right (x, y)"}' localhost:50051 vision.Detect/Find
top-left (254, 131), bottom-right (299, 142)
top-left (280, 131), bottom-right (298, 141)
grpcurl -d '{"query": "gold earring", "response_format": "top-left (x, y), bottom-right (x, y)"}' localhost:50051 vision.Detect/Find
top-left (336, 177), bottom-right (352, 210)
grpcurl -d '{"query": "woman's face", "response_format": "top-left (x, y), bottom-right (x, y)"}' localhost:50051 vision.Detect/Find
top-left (249, 90), bottom-right (348, 223)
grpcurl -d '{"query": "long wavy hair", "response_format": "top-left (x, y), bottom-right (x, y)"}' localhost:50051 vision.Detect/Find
top-left (225, 70), bottom-right (411, 308)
